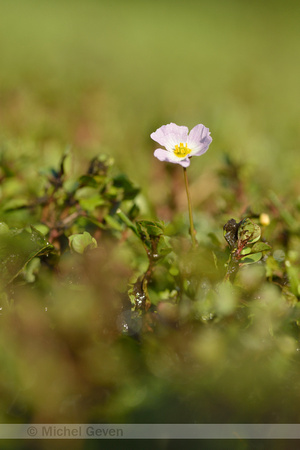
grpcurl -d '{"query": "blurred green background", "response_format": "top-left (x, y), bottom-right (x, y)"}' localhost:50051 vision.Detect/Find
top-left (0, 1), bottom-right (300, 446)
top-left (0, 0), bottom-right (299, 193)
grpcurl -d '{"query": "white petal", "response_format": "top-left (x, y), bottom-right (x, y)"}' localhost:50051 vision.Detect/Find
top-left (151, 123), bottom-right (188, 151)
top-left (154, 148), bottom-right (191, 167)
top-left (187, 124), bottom-right (212, 154)
top-left (178, 158), bottom-right (191, 167)
top-left (192, 136), bottom-right (212, 156)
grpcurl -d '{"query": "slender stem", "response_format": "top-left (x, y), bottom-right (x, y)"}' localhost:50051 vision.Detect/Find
top-left (183, 167), bottom-right (197, 248)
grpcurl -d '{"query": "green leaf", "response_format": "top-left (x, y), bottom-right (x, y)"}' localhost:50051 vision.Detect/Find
top-left (238, 218), bottom-right (261, 244)
top-left (104, 185), bottom-right (121, 201)
top-left (240, 246), bottom-right (252, 255)
top-left (23, 257), bottom-right (41, 283)
top-left (60, 150), bottom-right (72, 177)
top-left (75, 186), bottom-right (99, 199)
top-left (32, 223), bottom-right (50, 236)
top-left (127, 203), bottom-right (140, 220)
top-left (2, 198), bottom-right (29, 212)
top-left (136, 220), bottom-right (164, 238)
top-left (240, 252), bottom-right (263, 265)
top-left (87, 155), bottom-right (114, 176)
top-left (78, 175), bottom-right (100, 188)
top-left (0, 227), bottom-right (54, 286)
top-left (156, 235), bottom-right (172, 258)
top-left (240, 242), bottom-right (271, 256)
top-left (250, 242), bottom-right (272, 253)
top-left (63, 179), bottom-right (80, 193)
top-left (68, 232), bottom-right (97, 254)
top-left (75, 187), bottom-right (106, 211)
top-left (103, 214), bottom-right (123, 231)
top-left (79, 197), bottom-right (106, 211)
top-left (113, 174), bottom-right (140, 200)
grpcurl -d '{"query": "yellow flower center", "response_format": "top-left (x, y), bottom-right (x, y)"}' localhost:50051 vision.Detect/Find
top-left (174, 143), bottom-right (192, 158)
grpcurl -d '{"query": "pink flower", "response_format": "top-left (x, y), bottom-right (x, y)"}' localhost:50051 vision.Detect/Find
top-left (151, 122), bottom-right (212, 167)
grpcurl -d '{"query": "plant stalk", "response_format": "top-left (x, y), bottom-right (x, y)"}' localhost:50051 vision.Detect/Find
top-left (183, 167), bottom-right (197, 248)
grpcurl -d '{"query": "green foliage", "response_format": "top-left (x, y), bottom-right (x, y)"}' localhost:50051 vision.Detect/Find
top-left (128, 220), bottom-right (172, 312)
top-left (238, 218), bottom-right (261, 244)
top-left (69, 231), bottom-right (97, 255)
top-left (0, 225), bottom-right (53, 286)
top-left (1, 148), bottom-right (300, 433)
top-left (0, 0), bottom-right (300, 435)
top-left (223, 217), bottom-right (272, 281)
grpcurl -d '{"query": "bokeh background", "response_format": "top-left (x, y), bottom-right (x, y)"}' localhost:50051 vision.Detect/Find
top-left (0, 1), bottom-right (300, 449)
top-left (0, 0), bottom-right (299, 193)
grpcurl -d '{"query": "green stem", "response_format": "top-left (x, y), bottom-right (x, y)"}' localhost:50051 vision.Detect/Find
top-left (116, 208), bottom-right (139, 237)
top-left (183, 167), bottom-right (197, 248)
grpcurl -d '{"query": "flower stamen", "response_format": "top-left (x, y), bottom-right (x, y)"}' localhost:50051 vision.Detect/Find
top-left (174, 143), bottom-right (191, 158)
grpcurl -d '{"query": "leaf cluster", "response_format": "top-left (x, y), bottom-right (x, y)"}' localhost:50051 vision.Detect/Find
top-left (1, 152), bottom-right (300, 427)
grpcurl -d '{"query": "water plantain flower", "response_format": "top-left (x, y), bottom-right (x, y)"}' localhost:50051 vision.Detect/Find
top-left (151, 122), bottom-right (212, 167)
